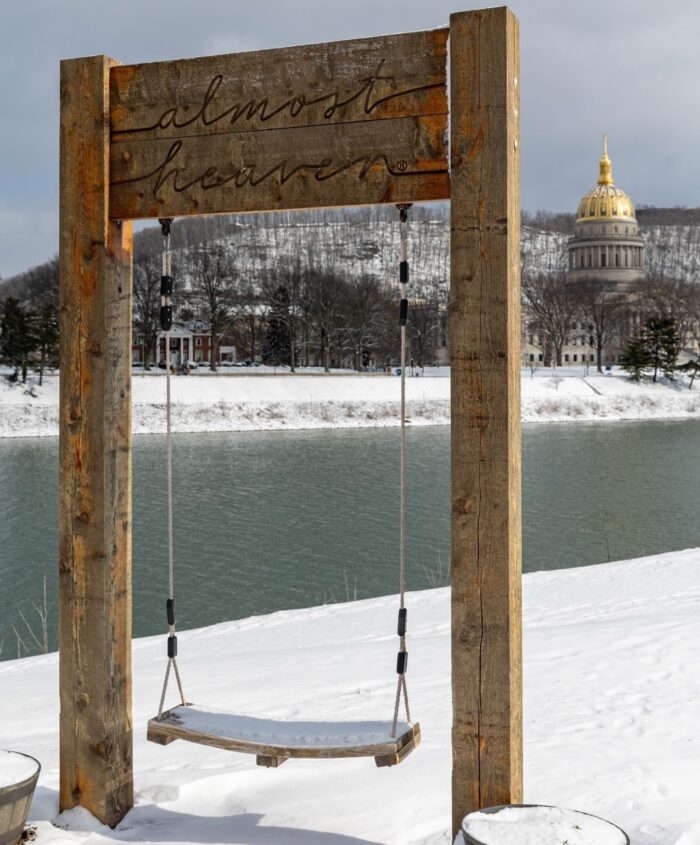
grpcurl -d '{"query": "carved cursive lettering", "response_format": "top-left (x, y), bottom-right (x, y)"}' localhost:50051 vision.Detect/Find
top-left (111, 139), bottom-right (444, 197)
top-left (113, 61), bottom-right (443, 136)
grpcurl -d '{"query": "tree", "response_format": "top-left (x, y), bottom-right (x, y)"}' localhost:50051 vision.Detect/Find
top-left (337, 275), bottom-right (390, 371)
top-left (132, 252), bottom-right (162, 368)
top-left (262, 285), bottom-right (291, 366)
top-left (189, 243), bottom-right (237, 371)
top-left (522, 271), bottom-right (577, 367)
top-left (643, 316), bottom-right (681, 382)
top-left (0, 297), bottom-right (35, 383)
top-left (620, 334), bottom-right (652, 381)
top-left (31, 302), bottom-right (59, 385)
top-left (574, 286), bottom-right (627, 373)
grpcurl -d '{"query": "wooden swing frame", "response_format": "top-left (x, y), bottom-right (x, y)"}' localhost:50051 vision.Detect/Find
top-left (58, 8), bottom-right (521, 839)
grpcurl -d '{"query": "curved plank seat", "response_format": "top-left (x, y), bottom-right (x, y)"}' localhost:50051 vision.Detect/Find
top-left (147, 704), bottom-right (420, 768)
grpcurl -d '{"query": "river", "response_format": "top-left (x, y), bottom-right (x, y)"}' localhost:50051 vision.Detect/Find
top-left (1, 421), bottom-right (698, 659)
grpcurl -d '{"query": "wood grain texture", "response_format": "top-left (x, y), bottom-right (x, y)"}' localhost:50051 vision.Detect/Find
top-left (108, 29), bottom-right (449, 218)
top-left (110, 29), bottom-right (447, 139)
top-left (110, 114), bottom-right (448, 219)
top-left (449, 8), bottom-right (522, 837)
top-left (147, 708), bottom-right (419, 765)
top-left (59, 55), bottom-right (133, 827)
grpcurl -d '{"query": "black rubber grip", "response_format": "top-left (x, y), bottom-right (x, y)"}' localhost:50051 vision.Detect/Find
top-left (398, 608), bottom-right (407, 636)
top-left (160, 305), bottom-right (173, 331)
top-left (166, 599), bottom-right (175, 626)
top-left (161, 275), bottom-right (173, 296)
top-left (167, 634), bottom-right (177, 658)
top-left (397, 650), bottom-right (408, 674)
top-left (399, 298), bottom-right (408, 326)
top-left (399, 261), bottom-right (409, 284)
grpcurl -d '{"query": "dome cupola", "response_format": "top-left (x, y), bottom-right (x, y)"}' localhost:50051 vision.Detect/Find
top-left (576, 136), bottom-right (636, 222)
top-left (567, 136), bottom-right (645, 294)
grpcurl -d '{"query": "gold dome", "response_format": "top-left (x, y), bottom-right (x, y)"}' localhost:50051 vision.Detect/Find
top-left (576, 136), bottom-right (636, 222)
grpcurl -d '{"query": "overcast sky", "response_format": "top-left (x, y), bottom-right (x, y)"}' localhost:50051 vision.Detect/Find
top-left (1, 0), bottom-right (699, 277)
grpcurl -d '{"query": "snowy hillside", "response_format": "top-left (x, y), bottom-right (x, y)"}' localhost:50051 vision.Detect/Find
top-left (2, 548), bottom-right (700, 844)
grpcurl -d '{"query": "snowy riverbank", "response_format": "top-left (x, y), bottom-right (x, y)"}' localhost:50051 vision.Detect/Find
top-left (2, 548), bottom-right (700, 843)
top-left (1, 367), bottom-right (699, 438)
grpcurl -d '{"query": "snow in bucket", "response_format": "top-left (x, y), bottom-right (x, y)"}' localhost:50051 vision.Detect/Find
top-left (461, 805), bottom-right (629, 845)
top-left (0, 751), bottom-right (39, 789)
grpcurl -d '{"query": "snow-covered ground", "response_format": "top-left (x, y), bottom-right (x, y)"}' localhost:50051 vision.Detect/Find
top-left (1, 367), bottom-right (699, 438)
top-left (2, 548), bottom-right (700, 844)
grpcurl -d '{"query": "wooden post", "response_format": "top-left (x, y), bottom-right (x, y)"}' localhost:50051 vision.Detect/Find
top-left (59, 55), bottom-right (134, 826)
top-left (449, 7), bottom-right (521, 837)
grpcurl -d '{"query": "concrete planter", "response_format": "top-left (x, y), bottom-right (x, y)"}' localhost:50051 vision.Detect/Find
top-left (461, 804), bottom-right (630, 845)
top-left (0, 751), bottom-right (40, 845)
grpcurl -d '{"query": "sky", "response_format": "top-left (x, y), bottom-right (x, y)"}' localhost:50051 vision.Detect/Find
top-left (1, 0), bottom-right (699, 278)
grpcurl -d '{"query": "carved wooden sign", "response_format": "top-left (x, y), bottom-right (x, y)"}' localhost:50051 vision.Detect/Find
top-left (109, 29), bottom-right (449, 219)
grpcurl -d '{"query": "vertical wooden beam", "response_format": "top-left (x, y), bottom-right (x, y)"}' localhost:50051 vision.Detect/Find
top-left (449, 7), bottom-right (521, 837)
top-left (59, 55), bottom-right (133, 826)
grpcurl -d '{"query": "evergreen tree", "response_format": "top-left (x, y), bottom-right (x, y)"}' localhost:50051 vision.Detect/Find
top-left (620, 334), bottom-right (651, 381)
top-left (643, 317), bottom-right (681, 382)
top-left (32, 303), bottom-right (59, 386)
top-left (262, 285), bottom-right (291, 366)
top-left (0, 297), bottom-right (34, 383)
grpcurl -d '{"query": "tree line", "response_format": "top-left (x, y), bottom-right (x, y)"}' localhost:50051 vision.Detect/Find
top-left (4, 205), bottom-right (700, 378)
top-left (522, 270), bottom-right (700, 378)
top-left (0, 258), bottom-right (58, 383)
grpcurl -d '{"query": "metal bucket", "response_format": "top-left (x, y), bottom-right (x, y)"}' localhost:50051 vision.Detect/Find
top-left (461, 804), bottom-right (630, 845)
top-left (0, 752), bottom-right (40, 845)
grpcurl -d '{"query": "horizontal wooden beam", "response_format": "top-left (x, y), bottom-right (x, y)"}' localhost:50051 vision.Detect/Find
top-left (108, 28), bottom-right (449, 218)
top-left (110, 114), bottom-right (448, 218)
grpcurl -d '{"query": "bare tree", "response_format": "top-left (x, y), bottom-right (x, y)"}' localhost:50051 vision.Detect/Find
top-left (637, 275), bottom-right (700, 350)
top-left (133, 251), bottom-right (162, 367)
top-left (338, 275), bottom-right (391, 370)
top-left (522, 271), bottom-right (578, 367)
top-left (188, 243), bottom-right (237, 371)
top-left (574, 285), bottom-right (628, 373)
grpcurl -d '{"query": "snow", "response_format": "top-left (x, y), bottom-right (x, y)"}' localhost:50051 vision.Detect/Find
top-left (460, 806), bottom-right (628, 845)
top-left (1, 548), bottom-right (700, 843)
top-left (1, 367), bottom-right (699, 438)
top-left (0, 749), bottom-right (39, 788)
top-left (155, 704), bottom-right (411, 750)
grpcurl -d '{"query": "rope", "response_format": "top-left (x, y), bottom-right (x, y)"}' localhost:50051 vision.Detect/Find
top-left (392, 205), bottom-right (412, 736)
top-left (157, 218), bottom-right (186, 718)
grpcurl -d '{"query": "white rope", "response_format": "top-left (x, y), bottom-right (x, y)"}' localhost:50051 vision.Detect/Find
top-left (157, 222), bottom-right (186, 718)
top-left (392, 207), bottom-right (412, 736)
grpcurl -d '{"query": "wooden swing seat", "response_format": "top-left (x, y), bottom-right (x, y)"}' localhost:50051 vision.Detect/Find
top-left (147, 704), bottom-right (420, 768)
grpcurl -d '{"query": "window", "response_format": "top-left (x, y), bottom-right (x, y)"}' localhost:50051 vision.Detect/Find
top-left (564, 354), bottom-right (570, 362)
top-left (196, 337), bottom-right (202, 347)
top-left (601, 248), bottom-right (607, 267)
top-left (573, 355), bottom-right (578, 362)
top-left (615, 249), bottom-right (620, 267)
top-left (528, 334), bottom-right (534, 345)
top-left (529, 354), bottom-right (534, 362)
top-left (538, 354), bottom-right (543, 362)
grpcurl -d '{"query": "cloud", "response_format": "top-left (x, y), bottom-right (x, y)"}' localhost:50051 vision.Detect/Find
top-left (1, 0), bottom-right (699, 274)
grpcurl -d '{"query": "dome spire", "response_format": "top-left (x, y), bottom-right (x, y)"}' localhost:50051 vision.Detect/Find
top-left (598, 134), bottom-right (614, 186)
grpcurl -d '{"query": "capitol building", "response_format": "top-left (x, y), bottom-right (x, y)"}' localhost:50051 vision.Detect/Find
top-left (567, 138), bottom-right (645, 294)
top-left (523, 138), bottom-right (646, 367)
